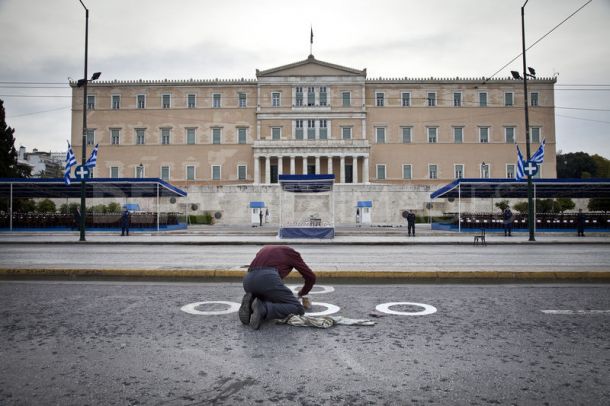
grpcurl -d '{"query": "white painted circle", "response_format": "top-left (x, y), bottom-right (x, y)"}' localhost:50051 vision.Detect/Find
top-left (181, 301), bottom-right (240, 315)
top-left (287, 285), bottom-right (335, 295)
top-left (375, 302), bottom-right (437, 316)
top-left (305, 302), bottom-right (340, 316)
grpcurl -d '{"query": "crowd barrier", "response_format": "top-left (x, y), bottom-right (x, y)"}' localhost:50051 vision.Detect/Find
top-left (0, 212), bottom-right (180, 229)
top-left (454, 212), bottom-right (610, 230)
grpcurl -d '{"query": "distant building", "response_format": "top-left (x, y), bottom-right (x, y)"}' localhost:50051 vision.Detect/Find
top-left (18, 146), bottom-right (64, 178)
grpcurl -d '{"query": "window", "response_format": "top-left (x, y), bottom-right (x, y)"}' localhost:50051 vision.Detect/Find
top-left (110, 166), bottom-right (119, 178)
top-left (238, 165), bottom-right (247, 180)
top-left (505, 92), bottom-right (514, 106)
top-left (212, 128), bottom-right (221, 144)
top-left (341, 127), bottom-right (352, 140)
top-left (162, 94), bottom-right (171, 109)
top-left (319, 87), bottom-right (327, 106)
top-left (86, 129), bottom-right (95, 146)
top-left (319, 120), bottom-right (327, 139)
top-left (137, 94), bottom-right (145, 109)
top-left (427, 92), bottom-right (436, 107)
top-left (135, 128), bottom-right (145, 145)
top-left (187, 94), bottom-right (196, 108)
top-left (111, 128), bottom-right (120, 145)
top-left (530, 127), bottom-right (541, 143)
top-left (160, 166), bottom-right (170, 181)
top-left (427, 127), bottom-right (437, 143)
top-left (271, 127), bottom-right (281, 140)
top-left (530, 92), bottom-right (539, 107)
top-left (506, 164), bottom-right (516, 179)
top-left (402, 92), bottom-right (411, 107)
top-left (238, 92), bottom-right (246, 108)
top-left (237, 128), bottom-right (247, 144)
top-left (481, 163), bottom-right (490, 178)
top-left (479, 92), bottom-right (488, 107)
top-left (295, 87), bottom-right (303, 106)
top-left (161, 128), bottom-right (171, 144)
top-left (402, 127), bottom-right (412, 143)
top-left (429, 164), bottom-right (438, 179)
top-left (186, 128), bottom-right (196, 145)
top-left (342, 92), bottom-right (351, 107)
top-left (454, 164), bottom-right (464, 179)
top-left (112, 95), bottom-right (120, 109)
top-left (479, 127), bottom-right (489, 143)
top-left (307, 87), bottom-right (315, 106)
top-left (295, 120), bottom-right (303, 139)
top-left (403, 164), bottom-right (412, 180)
top-left (376, 164), bottom-right (386, 180)
top-left (505, 127), bottom-right (515, 144)
top-left (212, 165), bottom-right (221, 180)
top-left (453, 92), bottom-right (462, 107)
top-left (272, 92), bottom-right (281, 107)
top-left (213, 93), bottom-right (221, 108)
top-left (376, 127), bottom-right (386, 144)
top-left (136, 164), bottom-right (144, 178)
top-left (307, 120), bottom-right (316, 139)
top-left (186, 165), bottom-right (195, 181)
top-left (376, 92), bottom-right (385, 107)
top-left (453, 127), bottom-right (463, 144)
top-left (87, 95), bottom-right (95, 110)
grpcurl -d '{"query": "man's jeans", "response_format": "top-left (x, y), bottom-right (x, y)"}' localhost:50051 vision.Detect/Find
top-left (243, 267), bottom-right (305, 320)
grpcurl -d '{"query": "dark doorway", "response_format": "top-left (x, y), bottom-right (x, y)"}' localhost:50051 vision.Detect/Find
top-left (270, 165), bottom-right (278, 183)
top-left (345, 165), bottom-right (353, 183)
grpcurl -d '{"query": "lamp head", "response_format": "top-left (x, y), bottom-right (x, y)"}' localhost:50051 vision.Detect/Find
top-left (91, 72), bottom-right (101, 80)
top-left (510, 71), bottom-right (522, 80)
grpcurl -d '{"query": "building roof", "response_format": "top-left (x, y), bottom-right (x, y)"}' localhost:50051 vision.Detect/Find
top-left (0, 178), bottom-right (187, 199)
top-left (257, 55), bottom-right (366, 77)
top-left (430, 178), bottom-right (610, 200)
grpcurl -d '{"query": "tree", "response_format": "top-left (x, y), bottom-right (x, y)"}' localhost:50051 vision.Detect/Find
top-left (555, 198), bottom-right (575, 213)
top-left (588, 198), bottom-right (610, 213)
top-left (107, 202), bottom-right (121, 213)
top-left (0, 99), bottom-right (31, 178)
top-left (591, 154), bottom-right (610, 178)
top-left (513, 201), bottom-right (528, 214)
top-left (36, 199), bottom-right (56, 213)
top-left (556, 152), bottom-right (597, 179)
top-left (60, 203), bottom-right (80, 214)
top-left (495, 200), bottom-right (510, 211)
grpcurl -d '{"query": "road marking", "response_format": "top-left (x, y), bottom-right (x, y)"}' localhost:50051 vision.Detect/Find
top-left (541, 310), bottom-right (610, 315)
top-left (376, 302), bottom-right (437, 316)
top-left (287, 284), bottom-right (335, 295)
top-left (305, 302), bottom-right (341, 316)
top-left (181, 301), bottom-right (239, 315)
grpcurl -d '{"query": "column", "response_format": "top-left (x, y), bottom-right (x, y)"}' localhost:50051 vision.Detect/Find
top-left (363, 156), bottom-right (369, 183)
top-left (328, 156), bottom-right (334, 176)
top-left (302, 156), bottom-right (308, 174)
top-left (278, 156), bottom-right (283, 176)
top-left (290, 155), bottom-right (296, 175)
top-left (254, 155), bottom-right (260, 184)
top-left (315, 155), bottom-right (320, 175)
top-left (340, 155), bottom-right (345, 183)
top-left (265, 155), bottom-right (271, 184)
top-left (353, 156), bottom-right (359, 184)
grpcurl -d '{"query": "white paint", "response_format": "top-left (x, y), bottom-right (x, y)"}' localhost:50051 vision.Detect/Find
top-left (541, 310), bottom-right (610, 315)
top-left (376, 302), bottom-right (437, 316)
top-left (305, 302), bottom-right (340, 316)
top-left (287, 285), bottom-right (335, 295)
top-left (181, 301), bottom-right (240, 315)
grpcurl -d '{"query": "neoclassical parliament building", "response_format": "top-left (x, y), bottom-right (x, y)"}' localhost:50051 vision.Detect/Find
top-left (70, 55), bottom-right (557, 224)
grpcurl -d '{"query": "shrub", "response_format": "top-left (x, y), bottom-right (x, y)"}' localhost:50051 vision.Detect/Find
top-left (36, 199), bottom-right (56, 213)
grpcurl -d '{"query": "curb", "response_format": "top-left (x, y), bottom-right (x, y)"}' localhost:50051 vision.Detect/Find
top-left (1, 268), bottom-right (609, 281)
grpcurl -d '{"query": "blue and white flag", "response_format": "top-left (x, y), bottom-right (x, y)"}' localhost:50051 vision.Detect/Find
top-left (64, 142), bottom-right (77, 185)
top-left (85, 144), bottom-right (98, 168)
top-left (516, 145), bottom-right (526, 181)
top-left (530, 139), bottom-right (545, 164)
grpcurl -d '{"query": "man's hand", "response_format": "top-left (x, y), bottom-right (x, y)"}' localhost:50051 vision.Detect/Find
top-left (301, 296), bottom-right (311, 309)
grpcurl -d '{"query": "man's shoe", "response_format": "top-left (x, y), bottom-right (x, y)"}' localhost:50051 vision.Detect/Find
top-left (238, 292), bottom-right (254, 325)
top-left (249, 298), bottom-right (266, 330)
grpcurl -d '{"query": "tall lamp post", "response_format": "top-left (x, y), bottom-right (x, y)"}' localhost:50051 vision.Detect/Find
top-left (77, 0), bottom-right (101, 241)
top-left (511, 0), bottom-right (536, 242)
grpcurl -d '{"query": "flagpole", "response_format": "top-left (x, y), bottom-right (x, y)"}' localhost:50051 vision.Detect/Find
top-left (521, 0), bottom-right (535, 241)
top-left (79, 0), bottom-right (89, 242)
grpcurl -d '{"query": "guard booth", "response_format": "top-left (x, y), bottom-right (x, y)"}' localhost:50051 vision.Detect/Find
top-left (249, 201), bottom-right (266, 226)
top-left (356, 201), bottom-right (372, 225)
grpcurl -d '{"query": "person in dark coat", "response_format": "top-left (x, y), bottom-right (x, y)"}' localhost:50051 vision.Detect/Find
top-left (239, 245), bottom-right (316, 330)
top-left (259, 209), bottom-right (263, 226)
top-left (407, 211), bottom-right (416, 237)
top-left (576, 209), bottom-right (585, 237)
top-left (120, 209), bottom-right (130, 236)
top-left (502, 207), bottom-right (514, 237)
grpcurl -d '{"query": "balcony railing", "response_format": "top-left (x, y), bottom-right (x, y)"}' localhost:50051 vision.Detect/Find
top-left (254, 139), bottom-right (369, 148)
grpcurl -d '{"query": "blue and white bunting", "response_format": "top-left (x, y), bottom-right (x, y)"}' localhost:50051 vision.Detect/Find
top-left (64, 141), bottom-right (77, 185)
top-left (85, 144), bottom-right (98, 168)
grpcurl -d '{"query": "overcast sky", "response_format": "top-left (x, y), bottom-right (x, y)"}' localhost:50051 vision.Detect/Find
top-left (1, 0), bottom-right (609, 158)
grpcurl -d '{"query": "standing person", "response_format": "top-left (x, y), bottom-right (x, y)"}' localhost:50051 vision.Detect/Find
top-left (407, 210), bottom-right (416, 237)
top-left (239, 245), bottom-right (316, 330)
top-left (502, 207), bottom-right (514, 237)
top-left (576, 209), bottom-right (585, 237)
top-left (356, 208), bottom-right (361, 225)
top-left (120, 208), bottom-right (130, 236)
top-left (259, 209), bottom-right (263, 227)
top-left (265, 208), bottom-right (269, 223)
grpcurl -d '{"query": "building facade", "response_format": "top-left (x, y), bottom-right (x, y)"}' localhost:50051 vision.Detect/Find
top-left (70, 55), bottom-right (557, 224)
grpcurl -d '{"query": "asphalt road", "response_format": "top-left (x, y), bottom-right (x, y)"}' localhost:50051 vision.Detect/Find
top-left (2, 244), bottom-right (610, 271)
top-left (1, 280), bottom-right (609, 405)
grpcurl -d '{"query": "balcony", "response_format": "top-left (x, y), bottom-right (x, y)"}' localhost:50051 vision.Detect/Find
top-left (253, 138), bottom-right (370, 154)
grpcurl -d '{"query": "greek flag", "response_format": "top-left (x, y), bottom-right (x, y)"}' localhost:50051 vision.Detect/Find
top-left (85, 144), bottom-right (98, 168)
top-left (64, 142), bottom-right (77, 185)
top-left (530, 139), bottom-right (545, 164)
top-left (516, 146), bottom-right (526, 181)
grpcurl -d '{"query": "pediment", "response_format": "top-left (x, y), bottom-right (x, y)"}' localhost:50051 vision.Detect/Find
top-left (257, 55), bottom-right (366, 78)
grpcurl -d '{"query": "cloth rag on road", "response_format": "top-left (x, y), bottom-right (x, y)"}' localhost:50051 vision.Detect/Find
top-left (276, 314), bottom-right (376, 328)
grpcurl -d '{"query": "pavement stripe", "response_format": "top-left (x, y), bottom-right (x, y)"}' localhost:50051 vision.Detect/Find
top-left (541, 310), bottom-right (610, 315)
